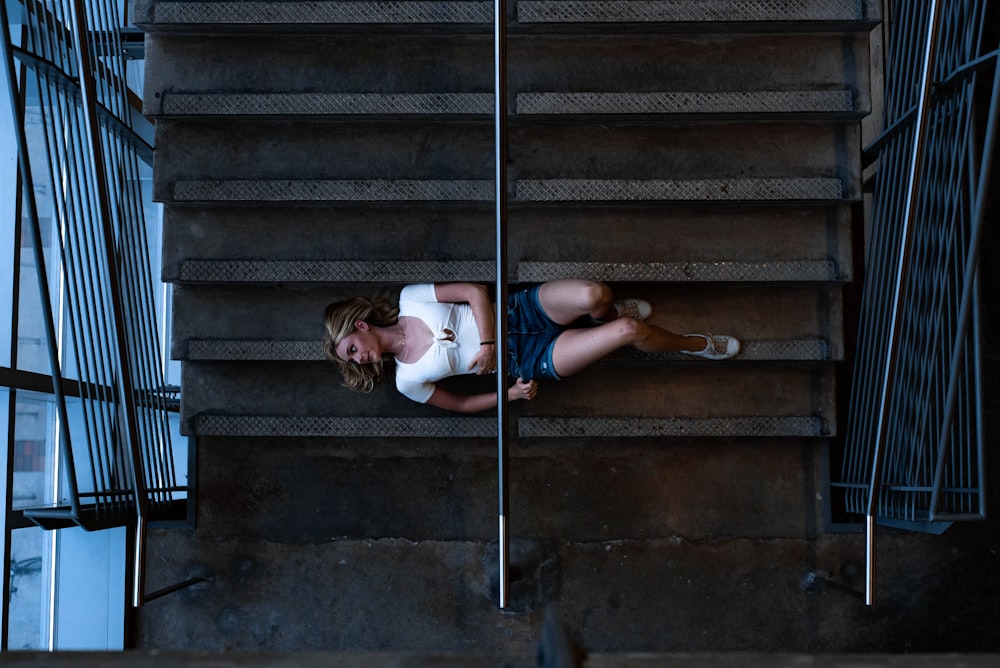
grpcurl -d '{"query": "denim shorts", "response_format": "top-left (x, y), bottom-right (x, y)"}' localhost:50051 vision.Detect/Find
top-left (506, 285), bottom-right (563, 381)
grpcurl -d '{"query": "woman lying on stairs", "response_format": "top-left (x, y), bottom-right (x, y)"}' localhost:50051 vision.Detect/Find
top-left (323, 280), bottom-right (740, 413)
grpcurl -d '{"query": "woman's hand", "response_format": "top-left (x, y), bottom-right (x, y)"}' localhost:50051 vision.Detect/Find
top-left (469, 342), bottom-right (497, 375)
top-left (508, 378), bottom-right (538, 401)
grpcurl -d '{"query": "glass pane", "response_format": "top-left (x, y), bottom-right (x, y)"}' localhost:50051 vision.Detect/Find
top-left (53, 526), bottom-right (125, 650)
top-left (15, 79), bottom-right (60, 377)
top-left (8, 525), bottom-right (53, 650)
top-left (12, 390), bottom-right (58, 511)
top-left (0, 48), bottom-right (15, 368)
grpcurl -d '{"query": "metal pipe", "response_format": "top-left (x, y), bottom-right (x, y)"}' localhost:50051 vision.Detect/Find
top-left (865, 0), bottom-right (943, 607)
top-left (494, 0), bottom-right (510, 610)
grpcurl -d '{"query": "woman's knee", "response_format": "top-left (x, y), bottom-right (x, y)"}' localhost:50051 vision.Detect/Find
top-left (578, 280), bottom-right (614, 312)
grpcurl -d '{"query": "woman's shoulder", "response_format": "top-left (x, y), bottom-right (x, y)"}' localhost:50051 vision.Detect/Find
top-left (399, 283), bottom-right (437, 303)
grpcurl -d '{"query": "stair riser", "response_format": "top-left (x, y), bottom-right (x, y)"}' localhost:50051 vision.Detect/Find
top-left (162, 205), bottom-right (853, 279)
top-left (179, 360), bottom-right (834, 426)
top-left (194, 436), bottom-right (827, 542)
top-left (153, 120), bottom-right (860, 195)
top-left (171, 284), bottom-right (844, 360)
top-left (143, 33), bottom-right (870, 113)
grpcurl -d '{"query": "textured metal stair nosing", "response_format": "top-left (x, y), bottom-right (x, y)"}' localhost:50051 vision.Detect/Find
top-left (194, 414), bottom-right (828, 438)
top-left (159, 92), bottom-right (495, 117)
top-left (516, 0), bottom-right (865, 24)
top-left (182, 337), bottom-right (833, 362)
top-left (518, 415), bottom-right (829, 438)
top-left (174, 259), bottom-right (846, 284)
top-left (156, 90), bottom-right (855, 117)
top-left (517, 260), bottom-right (845, 283)
top-left (515, 178), bottom-right (845, 202)
top-left (147, 2), bottom-right (495, 25)
top-left (169, 178), bottom-right (845, 204)
top-left (177, 259), bottom-right (495, 283)
top-left (516, 90), bottom-right (856, 115)
top-left (141, 0), bottom-right (867, 27)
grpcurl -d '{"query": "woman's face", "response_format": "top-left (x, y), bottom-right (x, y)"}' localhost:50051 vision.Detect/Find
top-left (335, 322), bottom-right (380, 365)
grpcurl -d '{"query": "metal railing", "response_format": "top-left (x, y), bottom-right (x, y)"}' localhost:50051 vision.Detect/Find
top-left (837, 0), bottom-right (998, 605)
top-left (0, 0), bottom-right (185, 607)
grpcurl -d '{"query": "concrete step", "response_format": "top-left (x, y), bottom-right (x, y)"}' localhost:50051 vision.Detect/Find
top-left (143, 33), bottom-right (870, 117)
top-left (152, 120), bottom-right (858, 200)
top-left (161, 206), bottom-right (852, 281)
top-left (190, 435), bottom-right (828, 542)
top-left (179, 360), bottom-right (834, 431)
top-left (169, 283), bottom-right (844, 360)
top-left (134, 0), bottom-right (875, 32)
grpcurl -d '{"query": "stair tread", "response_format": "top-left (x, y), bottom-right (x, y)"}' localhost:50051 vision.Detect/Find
top-left (168, 177), bottom-right (846, 203)
top-left (193, 413), bottom-right (829, 438)
top-left (182, 336), bottom-right (833, 362)
top-left (156, 90), bottom-right (857, 116)
top-left (175, 258), bottom-right (847, 283)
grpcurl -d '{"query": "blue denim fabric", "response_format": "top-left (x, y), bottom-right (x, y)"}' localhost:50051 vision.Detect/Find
top-left (506, 285), bottom-right (563, 381)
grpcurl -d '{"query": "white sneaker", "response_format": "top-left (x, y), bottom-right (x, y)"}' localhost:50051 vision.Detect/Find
top-left (614, 299), bottom-right (652, 321)
top-left (681, 333), bottom-right (741, 360)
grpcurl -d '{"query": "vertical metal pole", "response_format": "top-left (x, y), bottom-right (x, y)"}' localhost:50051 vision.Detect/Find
top-left (494, 0), bottom-right (510, 610)
top-left (865, 0), bottom-right (942, 607)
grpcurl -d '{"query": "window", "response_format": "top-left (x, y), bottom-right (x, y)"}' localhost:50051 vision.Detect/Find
top-left (2, 4), bottom-right (183, 649)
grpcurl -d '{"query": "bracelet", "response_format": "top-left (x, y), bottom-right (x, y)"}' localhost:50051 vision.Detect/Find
top-left (480, 340), bottom-right (495, 346)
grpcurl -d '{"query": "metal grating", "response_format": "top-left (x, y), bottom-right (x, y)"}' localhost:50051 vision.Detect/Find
top-left (187, 340), bottom-right (324, 361)
top-left (182, 337), bottom-right (831, 362)
top-left (172, 179), bottom-right (494, 202)
top-left (515, 178), bottom-right (844, 201)
top-left (178, 259), bottom-right (495, 283)
top-left (152, 1), bottom-right (494, 24)
top-left (161, 92), bottom-right (494, 116)
top-left (517, 0), bottom-right (864, 23)
top-left (194, 415), bottom-right (825, 438)
top-left (196, 415), bottom-right (498, 438)
top-left (517, 260), bottom-right (843, 283)
top-left (516, 90), bottom-right (855, 115)
top-left (519, 416), bottom-right (826, 438)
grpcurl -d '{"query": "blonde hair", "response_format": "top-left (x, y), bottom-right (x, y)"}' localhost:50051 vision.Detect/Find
top-left (322, 291), bottom-right (399, 393)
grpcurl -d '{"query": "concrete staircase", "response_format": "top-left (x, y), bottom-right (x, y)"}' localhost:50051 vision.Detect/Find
top-left (135, 0), bottom-right (878, 653)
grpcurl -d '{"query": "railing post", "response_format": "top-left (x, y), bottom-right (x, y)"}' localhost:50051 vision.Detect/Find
top-left (494, 0), bottom-right (510, 610)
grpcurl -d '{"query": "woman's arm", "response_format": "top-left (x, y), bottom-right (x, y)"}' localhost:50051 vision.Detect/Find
top-left (425, 378), bottom-right (538, 414)
top-left (432, 282), bottom-right (497, 374)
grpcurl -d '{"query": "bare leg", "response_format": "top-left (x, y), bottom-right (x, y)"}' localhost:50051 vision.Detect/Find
top-left (536, 279), bottom-right (618, 325)
top-left (550, 318), bottom-right (707, 378)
